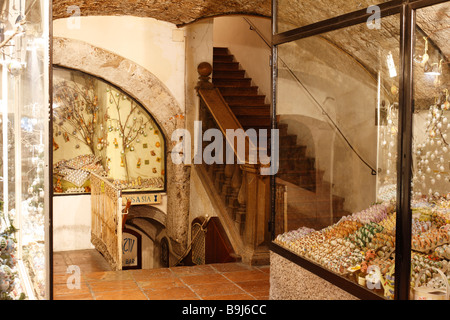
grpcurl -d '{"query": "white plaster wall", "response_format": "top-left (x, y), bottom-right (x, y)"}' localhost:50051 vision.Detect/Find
top-left (276, 37), bottom-right (383, 212)
top-left (213, 16), bottom-right (272, 103)
top-left (53, 16), bottom-right (186, 110)
top-left (53, 195), bottom-right (93, 251)
top-left (52, 16), bottom-right (182, 252)
top-left (184, 19), bottom-right (214, 160)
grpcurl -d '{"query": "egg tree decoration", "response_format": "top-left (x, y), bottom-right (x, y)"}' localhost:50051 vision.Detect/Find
top-left (105, 87), bottom-right (155, 181)
top-left (52, 77), bottom-right (99, 154)
top-left (414, 89), bottom-right (450, 200)
top-left (377, 102), bottom-right (399, 202)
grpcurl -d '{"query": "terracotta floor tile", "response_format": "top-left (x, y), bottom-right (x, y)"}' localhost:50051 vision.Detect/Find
top-left (54, 293), bottom-right (94, 300)
top-left (256, 266), bottom-right (270, 274)
top-left (179, 273), bottom-right (229, 286)
top-left (130, 268), bottom-right (174, 281)
top-left (170, 264), bottom-right (216, 277)
top-left (190, 282), bottom-right (245, 298)
top-left (83, 270), bottom-right (133, 281)
top-left (53, 282), bottom-right (91, 297)
top-left (53, 273), bottom-right (87, 285)
top-left (222, 270), bottom-right (269, 282)
top-left (89, 279), bottom-right (139, 293)
top-left (52, 250), bottom-right (271, 301)
top-left (53, 264), bottom-right (71, 274)
top-left (202, 293), bottom-right (255, 300)
top-left (210, 263), bottom-right (251, 273)
top-left (94, 289), bottom-right (148, 300)
top-left (138, 277), bottom-right (185, 291)
top-left (235, 280), bottom-right (270, 294)
top-left (144, 286), bottom-right (198, 300)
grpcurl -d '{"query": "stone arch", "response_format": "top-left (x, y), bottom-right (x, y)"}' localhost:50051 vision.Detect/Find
top-left (52, 37), bottom-right (191, 259)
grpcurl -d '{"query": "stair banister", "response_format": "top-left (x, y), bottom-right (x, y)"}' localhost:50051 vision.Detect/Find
top-left (194, 61), bottom-right (271, 264)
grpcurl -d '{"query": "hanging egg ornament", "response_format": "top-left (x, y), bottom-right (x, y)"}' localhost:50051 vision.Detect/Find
top-left (442, 100), bottom-right (450, 111)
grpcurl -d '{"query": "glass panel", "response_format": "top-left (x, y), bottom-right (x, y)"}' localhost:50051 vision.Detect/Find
top-left (1, 0), bottom-right (50, 300)
top-left (276, 0), bottom-right (392, 34)
top-left (52, 67), bottom-right (166, 194)
top-left (411, 1), bottom-right (450, 301)
top-left (274, 14), bottom-right (400, 299)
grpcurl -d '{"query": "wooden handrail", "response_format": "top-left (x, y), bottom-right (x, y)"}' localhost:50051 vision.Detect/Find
top-left (196, 63), bottom-right (259, 165)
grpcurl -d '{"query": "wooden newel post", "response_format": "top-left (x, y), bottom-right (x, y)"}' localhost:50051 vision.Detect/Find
top-left (196, 62), bottom-right (214, 91)
top-left (241, 164), bottom-right (271, 251)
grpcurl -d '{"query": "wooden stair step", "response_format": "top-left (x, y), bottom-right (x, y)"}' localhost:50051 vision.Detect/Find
top-left (279, 145), bottom-right (307, 158)
top-left (237, 116), bottom-right (271, 127)
top-left (213, 54), bottom-right (235, 62)
top-left (280, 134), bottom-right (297, 145)
top-left (224, 95), bottom-right (267, 105)
top-left (213, 70), bottom-right (246, 79)
top-left (230, 106), bottom-right (271, 116)
top-left (214, 61), bottom-right (240, 70)
top-left (213, 47), bottom-right (230, 55)
top-left (213, 78), bottom-right (252, 87)
top-left (217, 86), bottom-right (259, 96)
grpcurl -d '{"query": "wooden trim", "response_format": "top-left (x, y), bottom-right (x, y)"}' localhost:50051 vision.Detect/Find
top-left (198, 88), bottom-right (258, 165)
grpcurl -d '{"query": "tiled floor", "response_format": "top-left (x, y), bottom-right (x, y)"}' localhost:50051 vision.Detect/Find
top-left (53, 250), bottom-right (270, 300)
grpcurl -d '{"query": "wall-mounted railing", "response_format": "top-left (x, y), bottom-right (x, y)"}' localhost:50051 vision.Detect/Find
top-left (243, 17), bottom-right (376, 175)
top-left (90, 173), bottom-right (123, 270)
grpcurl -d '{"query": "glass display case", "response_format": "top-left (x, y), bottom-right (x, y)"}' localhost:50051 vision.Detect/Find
top-left (52, 67), bottom-right (166, 195)
top-left (271, 0), bottom-right (450, 300)
top-left (0, 0), bottom-right (51, 300)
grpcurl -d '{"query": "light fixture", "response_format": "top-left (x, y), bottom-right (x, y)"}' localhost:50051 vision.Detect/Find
top-left (414, 37), bottom-right (430, 66)
top-left (424, 59), bottom-right (443, 76)
top-left (386, 52), bottom-right (397, 78)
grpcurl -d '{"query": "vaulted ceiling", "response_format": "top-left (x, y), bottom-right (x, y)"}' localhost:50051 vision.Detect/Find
top-left (52, 0), bottom-right (272, 26)
top-left (51, 0), bottom-right (449, 107)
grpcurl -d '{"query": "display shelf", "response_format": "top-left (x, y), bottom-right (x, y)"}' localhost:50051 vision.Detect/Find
top-left (271, 0), bottom-right (450, 300)
top-left (270, 242), bottom-right (384, 300)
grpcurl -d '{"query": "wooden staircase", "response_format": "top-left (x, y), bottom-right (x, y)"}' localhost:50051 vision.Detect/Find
top-left (211, 47), bottom-right (350, 231)
top-left (213, 47), bottom-right (271, 132)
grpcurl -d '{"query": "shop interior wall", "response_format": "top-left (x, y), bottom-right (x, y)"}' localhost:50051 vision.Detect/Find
top-left (276, 36), bottom-right (384, 213)
top-left (213, 16), bottom-right (272, 104)
top-left (52, 16), bottom-right (184, 252)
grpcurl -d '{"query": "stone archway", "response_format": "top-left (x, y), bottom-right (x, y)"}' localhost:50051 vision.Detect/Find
top-left (53, 37), bottom-right (191, 261)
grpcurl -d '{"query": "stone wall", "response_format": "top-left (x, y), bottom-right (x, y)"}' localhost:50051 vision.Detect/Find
top-left (52, 37), bottom-right (191, 260)
top-left (270, 251), bottom-right (358, 300)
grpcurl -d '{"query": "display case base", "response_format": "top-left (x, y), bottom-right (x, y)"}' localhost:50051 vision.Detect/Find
top-left (270, 243), bottom-right (384, 300)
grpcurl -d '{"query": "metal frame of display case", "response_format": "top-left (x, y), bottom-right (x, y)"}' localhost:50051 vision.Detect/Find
top-left (270, 0), bottom-right (449, 300)
top-left (0, 0), bottom-right (53, 300)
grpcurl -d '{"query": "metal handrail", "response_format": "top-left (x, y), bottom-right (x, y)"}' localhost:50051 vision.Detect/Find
top-left (243, 17), bottom-right (377, 175)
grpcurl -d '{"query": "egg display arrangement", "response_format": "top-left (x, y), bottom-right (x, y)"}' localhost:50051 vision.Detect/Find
top-left (53, 70), bottom-right (166, 194)
top-left (413, 89), bottom-right (450, 200)
top-left (275, 199), bottom-right (450, 299)
top-left (275, 202), bottom-right (397, 279)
